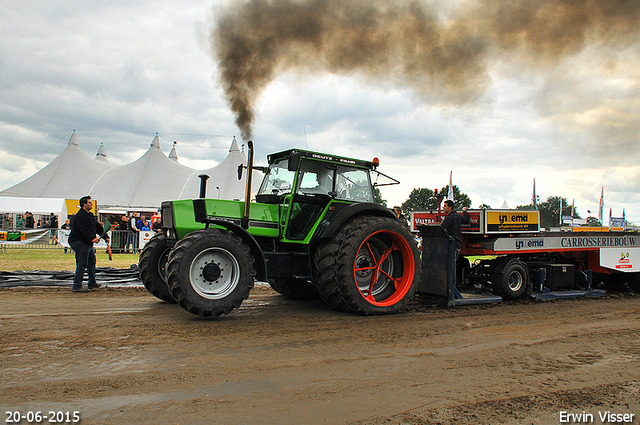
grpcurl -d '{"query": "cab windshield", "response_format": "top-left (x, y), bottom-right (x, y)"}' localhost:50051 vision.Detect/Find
top-left (258, 158), bottom-right (374, 203)
top-left (258, 159), bottom-right (295, 196)
top-left (296, 160), bottom-right (373, 202)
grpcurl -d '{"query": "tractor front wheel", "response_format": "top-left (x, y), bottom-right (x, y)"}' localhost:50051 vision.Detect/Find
top-left (166, 228), bottom-right (255, 317)
top-left (139, 233), bottom-right (175, 303)
top-left (314, 216), bottom-right (420, 315)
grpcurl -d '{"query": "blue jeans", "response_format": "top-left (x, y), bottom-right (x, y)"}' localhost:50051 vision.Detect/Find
top-left (70, 241), bottom-right (96, 289)
top-left (126, 231), bottom-right (138, 253)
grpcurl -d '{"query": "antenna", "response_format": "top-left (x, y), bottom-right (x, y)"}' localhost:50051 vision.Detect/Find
top-left (303, 125), bottom-right (307, 149)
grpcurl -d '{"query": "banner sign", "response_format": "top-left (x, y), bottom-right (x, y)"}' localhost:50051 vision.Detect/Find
top-left (410, 210), bottom-right (481, 233)
top-left (490, 234), bottom-right (640, 252)
top-left (1, 229), bottom-right (108, 248)
top-left (411, 209), bottom-right (540, 234)
top-left (600, 247), bottom-right (640, 272)
top-left (58, 229), bottom-right (108, 248)
top-left (138, 230), bottom-right (153, 250)
top-left (0, 229), bottom-right (51, 245)
top-left (485, 210), bottom-right (539, 233)
top-left (59, 229), bottom-right (70, 247)
top-left (609, 217), bottom-right (625, 229)
top-left (0, 231), bottom-right (27, 242)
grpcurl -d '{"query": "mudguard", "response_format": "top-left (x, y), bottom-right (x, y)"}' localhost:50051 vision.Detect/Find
top-left (310, 202), bottom-right (396, 243)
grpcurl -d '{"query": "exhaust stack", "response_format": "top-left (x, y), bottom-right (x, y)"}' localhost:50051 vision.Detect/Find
top-left (241, 140), bottom-right (254, 229)
top-left (198, 174), bottom-right (210, 199)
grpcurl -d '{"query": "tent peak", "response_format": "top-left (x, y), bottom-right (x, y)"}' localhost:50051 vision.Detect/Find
top-left (68, 131), bottom-right (79, 146)
top-left (230, 136), bottom-right (241, 153)
top-left (169, 141), bottom-right (178, 161)
top-left (150, 133), bottom-right (161, 149)
top-left (96, 142), bottom-right (109, 163)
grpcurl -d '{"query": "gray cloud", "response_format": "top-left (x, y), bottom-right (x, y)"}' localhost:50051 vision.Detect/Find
top-left (211, 0), bottom-right (640, 147)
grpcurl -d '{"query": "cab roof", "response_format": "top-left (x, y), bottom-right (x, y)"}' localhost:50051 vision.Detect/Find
top-left (267, 148), bottom-right (374, 169)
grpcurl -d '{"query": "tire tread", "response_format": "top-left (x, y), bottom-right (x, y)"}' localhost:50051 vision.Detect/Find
top-left (313, 215), bottom-right (420, 315)
top-left (167, 228), bottom-right (255, 317)
top-left (139, 233), bottom-right (175, 303)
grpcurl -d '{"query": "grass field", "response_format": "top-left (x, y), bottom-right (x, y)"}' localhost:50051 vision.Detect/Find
top-left (0, 247), bottom-right (139, 271)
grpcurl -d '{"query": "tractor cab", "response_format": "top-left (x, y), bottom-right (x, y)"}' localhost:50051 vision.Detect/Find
top-left (256, 149), bottom-right (375, 242)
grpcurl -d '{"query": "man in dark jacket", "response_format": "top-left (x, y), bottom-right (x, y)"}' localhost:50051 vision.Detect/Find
top-left (25, 211), bottom-right (35, 228)
top-left (441, 200), bottom-right (470, 286)
top-left (68, 196), bottom-right (108, 292)
top-left (441, 200), bottom-right (470, 259)
top-left (49, 213), bottom-right (59, 245)
top-left (152, 216), bottom-right (162, 234)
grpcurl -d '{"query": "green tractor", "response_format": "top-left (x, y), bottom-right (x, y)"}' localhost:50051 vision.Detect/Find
top-left (139, 142), bottom-right (420, 317)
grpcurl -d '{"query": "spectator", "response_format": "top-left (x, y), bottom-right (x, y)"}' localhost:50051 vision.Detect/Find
top-left (68, 196), bottom-right (109, 292)
top-left (441, 200), bottom-right (470, 286)
top-left (61, 219), bottom-right (71, 253)
top-left (117, 215), bottom-right (129, 252)
top-left (25, 211), bottom-right (35, 228)
top-left (50, 213), bottom-right (59, 245)
top-left (49, 213), bottom-right (58, 229)
top-left (127, 213), bottom-right (139, 254)
top-left (152, 216), bottom-right (162, 234)
top-left (136, 215), bottom-right (146, 232)
top-left (393, 206), bottom-right (409, 228)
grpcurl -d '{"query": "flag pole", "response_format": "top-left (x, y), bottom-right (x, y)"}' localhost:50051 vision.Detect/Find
top-left (559, 198), bottom-right (563, 226)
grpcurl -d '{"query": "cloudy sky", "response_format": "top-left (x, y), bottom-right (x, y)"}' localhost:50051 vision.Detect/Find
top-left (1, 0), bottom-right (639, 223)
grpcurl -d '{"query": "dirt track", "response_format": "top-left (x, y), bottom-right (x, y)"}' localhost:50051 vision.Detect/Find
top-left (1, 287), bottom-right (639, 425)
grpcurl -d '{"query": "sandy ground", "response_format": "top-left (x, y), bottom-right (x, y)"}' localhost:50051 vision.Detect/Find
top-left (1, 286), bottom-right (639, 425)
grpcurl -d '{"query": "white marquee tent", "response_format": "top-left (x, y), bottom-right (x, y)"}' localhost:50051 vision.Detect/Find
top-left (0, 131), bottom-right (112, 199)
top-left (0, 132), bottom-right (261, 212)
top-left (179, 138), bottom-right (262, 200)
top-left (88, 134), bottom-right (196, 209)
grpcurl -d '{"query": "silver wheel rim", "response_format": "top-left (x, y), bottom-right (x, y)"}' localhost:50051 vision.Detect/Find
top-left (189, 247), bottom-right (240, 299)
top-left (158, 248), bottom-right (170, 283)
top-left (354, 237), bottom-right (394, 297)
top-left (508, 270), bottom-right (523, 292)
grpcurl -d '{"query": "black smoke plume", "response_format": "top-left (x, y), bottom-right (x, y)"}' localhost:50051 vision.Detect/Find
top-left (211, 0), bottom-right (640, 141)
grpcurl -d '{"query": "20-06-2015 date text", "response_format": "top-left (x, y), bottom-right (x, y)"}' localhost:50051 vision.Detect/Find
top-left (5, 411), bottom-right (80, 424)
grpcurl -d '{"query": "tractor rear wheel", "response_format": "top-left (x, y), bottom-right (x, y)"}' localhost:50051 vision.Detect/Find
top-left (139, 233), bottom-right (175, 303)
top-left (313, 216), bottom-right (420, 315)
top-left (166, 228), bottom-right (255, 317)
top-left (268, 278), bottom-right (320, 300)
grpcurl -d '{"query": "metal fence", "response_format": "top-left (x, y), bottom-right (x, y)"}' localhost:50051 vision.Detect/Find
top-left (110, 229), bottom-right (140, 253)
top-left (0, 228), bottom-right (143, 253)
